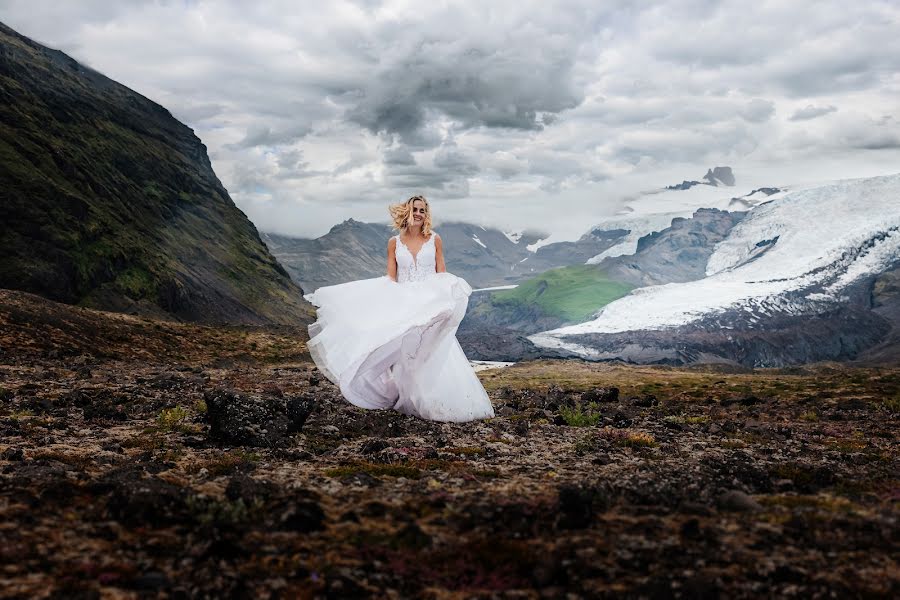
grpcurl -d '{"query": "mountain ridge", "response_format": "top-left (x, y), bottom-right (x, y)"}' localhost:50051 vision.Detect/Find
top-left (0, 22), bottom-right (312, 324)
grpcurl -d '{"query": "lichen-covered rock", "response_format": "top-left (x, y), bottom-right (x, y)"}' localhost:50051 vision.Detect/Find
top-left (204, 389), bottom-right (315, 447)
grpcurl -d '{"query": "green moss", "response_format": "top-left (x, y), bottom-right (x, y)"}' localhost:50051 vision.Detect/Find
top-left (116, 266), bottom-right (158, 299)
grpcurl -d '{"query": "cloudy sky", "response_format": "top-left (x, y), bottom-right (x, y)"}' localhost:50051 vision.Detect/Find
top-left (4, 0), bottom-right (900, 238)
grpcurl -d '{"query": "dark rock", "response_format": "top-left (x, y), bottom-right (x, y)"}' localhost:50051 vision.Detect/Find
top-left (2, 447), bottom-right (24, 461)
top-left (275, 499), bottom-right (325, 532)
top-left (394, 522), bottom-right (432, 549)
top-left (591, 453), bottom-right (611, 466)
top-left (581, 387), bottom-right (619, 403)
top-left (107, 476), bottom-right (189, 526)
top-left (682, 575), bottom-right (721, 600)
top-left (717, 489), bottom-right (762, 512)
top-left (340, 472), bottom-right (382, 487)
top-left (224, 475), bottom-right (277, 503)
top-left (204, 389), bottom-right (313, 447)
top-left (131, 572), bottom-right (170, 591)
top-left (612, 412), bottom-right (633, 428)
top-left (339, 510), bottom-right (360, 523)
top-left (360, 439), bottom-right (391, 454)
top-left (680, 518), bottom-right (702, 539)
top-left (513, 419), bottom-right (530, 437)
top-left (666, 180), bottom-right (704, 191)
top-left (556, 484), bottom-right (594, 529)
top-left (360, 501), bottom-right (388, 517)
top-left (632, 395), bottom-right (658, 407)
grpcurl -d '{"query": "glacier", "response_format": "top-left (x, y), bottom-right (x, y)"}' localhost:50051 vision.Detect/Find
top-left (532, 173), bottom-right (900, 348)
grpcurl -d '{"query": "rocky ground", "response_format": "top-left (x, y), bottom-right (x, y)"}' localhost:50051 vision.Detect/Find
top-left (1, 290), bottom-right (898, 598)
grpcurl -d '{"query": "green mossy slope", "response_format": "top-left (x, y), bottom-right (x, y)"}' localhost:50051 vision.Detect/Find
top-left (0, 22), bottom-right (312, 324)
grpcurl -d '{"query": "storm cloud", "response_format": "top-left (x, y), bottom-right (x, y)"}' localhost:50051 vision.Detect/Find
top-left (3, 0), bottom-right (899, 238)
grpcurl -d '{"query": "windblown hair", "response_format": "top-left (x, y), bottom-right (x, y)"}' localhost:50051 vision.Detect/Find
top-left (389, 195), bottom-right (433, 236)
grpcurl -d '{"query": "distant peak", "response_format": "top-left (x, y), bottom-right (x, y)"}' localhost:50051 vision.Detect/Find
top-left (704, 166), bottom-right (735, 186)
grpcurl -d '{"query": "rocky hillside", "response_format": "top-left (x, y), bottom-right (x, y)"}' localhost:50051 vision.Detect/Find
top-left (265, 221), bottom-right (628, 291)
top-left (0, 23), bottom-right (311, 324)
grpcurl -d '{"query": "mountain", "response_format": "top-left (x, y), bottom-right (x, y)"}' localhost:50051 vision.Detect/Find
top-left (262, 220), bottom-right (393, 294)
top-left (264, 221), bottom-right (629, 291)
top-left (666, 165), bottom-right (735, 190)
top-left (0, 23), bottom-right (311, 324)
top-left (598, 208), bottom-right (746, 287)
top-left (531, 174), bottom-right (900, 366)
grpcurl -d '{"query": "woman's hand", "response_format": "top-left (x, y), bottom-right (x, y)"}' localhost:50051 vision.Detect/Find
top-left (387, 237), bottom-right (398, 281)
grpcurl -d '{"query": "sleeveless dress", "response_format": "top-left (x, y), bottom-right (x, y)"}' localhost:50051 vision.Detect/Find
top-left (304, 232), bottom-right (495, 422)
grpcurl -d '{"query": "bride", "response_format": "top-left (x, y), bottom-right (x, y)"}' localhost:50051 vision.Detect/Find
top-left (304, 195), bottom-right (495, 422)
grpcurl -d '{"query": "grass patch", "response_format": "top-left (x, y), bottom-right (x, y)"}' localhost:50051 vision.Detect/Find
top-left (31, 450), bottom-right (93, 468)
top-left (446, 446), bottom-right (485, 456)
top-left (121, 432), bottom-right (167, 450)
top-left (187, 449), bottom-right (261, 476)
top-left (559, 401), bottom-right (602, 426)
top-left (156, 406), bottom-right (192, 432)
top-left (472, 469), bottom-right (502, 479)
top-left (186, 495), bottom-right (263, 527)
top-left (490, 265), bottom-right (633, 322)
top-left (621, 432), bottom-right (657, 448)
top-left (881, 393), bottom-right (900, 414)
top-left (324, 461), bottom-right (422, 479)
top-left (663, 414), bottom-right (709, 425)
top-left (596, 427), bottom-right (657, 448)
top-left (799, 410), bottom-right (819, 422)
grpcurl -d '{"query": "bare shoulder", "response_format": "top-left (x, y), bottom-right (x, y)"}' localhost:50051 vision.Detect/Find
top-left (387, 236), bottom-right (397, 250)
top-left (432, 232), bottom-right (442, 243)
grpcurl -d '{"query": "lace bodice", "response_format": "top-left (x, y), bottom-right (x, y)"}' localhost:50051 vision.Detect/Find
top-left (395, 233), bottom-right (437, 283)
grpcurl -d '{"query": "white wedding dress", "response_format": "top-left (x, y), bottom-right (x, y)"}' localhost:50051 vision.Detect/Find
top-left (304, 232), bottom-right (495, 422)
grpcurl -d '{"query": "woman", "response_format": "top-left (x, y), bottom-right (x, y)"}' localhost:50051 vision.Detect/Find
top-left (305, 195), bottom-right (495, 422)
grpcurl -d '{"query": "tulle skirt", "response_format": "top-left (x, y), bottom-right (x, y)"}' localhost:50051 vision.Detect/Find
top-left (304, 274), bottom-right (495, 422)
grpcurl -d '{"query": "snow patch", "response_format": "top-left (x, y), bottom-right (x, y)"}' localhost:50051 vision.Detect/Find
top-left (471, 235), bottom-right (487, 249)
top-left (503, 230), bottom-right (524, 244)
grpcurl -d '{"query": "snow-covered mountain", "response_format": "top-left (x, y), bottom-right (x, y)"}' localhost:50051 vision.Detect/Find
top-left (531, 173), bottom-right (900, 365)
top-left (585, 178), bottom-right (784, 263)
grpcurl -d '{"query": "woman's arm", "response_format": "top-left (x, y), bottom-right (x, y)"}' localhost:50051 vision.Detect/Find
top-left (435, 234), bottom-right (446, 273)
top-left (387, 237), bottom-right (398, 281)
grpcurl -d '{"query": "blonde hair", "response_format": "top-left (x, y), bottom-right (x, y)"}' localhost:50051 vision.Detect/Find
top-left (389, 195), bottom-right (433, 236)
